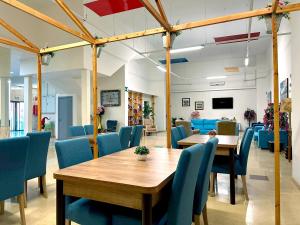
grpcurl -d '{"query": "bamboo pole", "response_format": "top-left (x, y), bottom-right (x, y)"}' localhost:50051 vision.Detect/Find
top-left (0, 37), bottom-right (39, 53)
top-left (165, 32), bottom-right (171, 148)
top-left (37, 54), bottom-right (42, 131)
top-left (92, 44), bottom-right (98, 158)
top-left (272, 13), bottom-right (281, 225)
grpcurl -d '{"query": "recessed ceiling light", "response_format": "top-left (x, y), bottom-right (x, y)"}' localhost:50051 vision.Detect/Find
top-left (170, 46), bottom-right (204, 54)
top-left (206, 76), bottom-right (227, 80)
top-left (156, 66), bottom-right (166, 72)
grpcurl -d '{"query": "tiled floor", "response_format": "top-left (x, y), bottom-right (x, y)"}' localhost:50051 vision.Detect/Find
top-left (1, 133), bottom-right (299, 225)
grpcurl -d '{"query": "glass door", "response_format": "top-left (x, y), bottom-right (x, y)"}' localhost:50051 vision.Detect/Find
top-left (10, 101), bottom-right (24, 131)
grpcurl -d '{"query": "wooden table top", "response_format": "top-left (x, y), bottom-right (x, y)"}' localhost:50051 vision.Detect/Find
top-left (178, 134), bottom-right (239, 148)
top-left (54, 148), bottom-right (182, 194)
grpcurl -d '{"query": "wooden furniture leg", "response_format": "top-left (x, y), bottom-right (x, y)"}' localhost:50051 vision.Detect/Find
top-left (57, 180), bottom-right (65, 225)
top-left (142, 194), bottom-right (152, 225)
top-left (41, 175), bottom-right (48, 198)
top-left (210, 173), bottom-right (215, 197)
top-left (241, 175), bottom-right (249, 201)
top-left (194, 214), bottom-right (201, 225)
top-left (202, 203), bottom-right (208, 225)
top-left (229, 148), bottom-right (236, 205)
top-left (0, 201), bottom-right (4, 215)
top-left (24, 181), bottom-right (27, 208)
top-left (17, 194), bottom-right (26, 225)
top-left (65, 220), bottom-right (71, 225)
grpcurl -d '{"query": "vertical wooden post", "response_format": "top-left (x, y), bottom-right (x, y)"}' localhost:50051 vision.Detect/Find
top-left (92, 44), bottom-right (98, 158)
top-left (165, 32), bottom-right (171, 148)
top-left (272, 13), bottom-right (281, 225)
top-left (37, 54), bottom-right (42, 131)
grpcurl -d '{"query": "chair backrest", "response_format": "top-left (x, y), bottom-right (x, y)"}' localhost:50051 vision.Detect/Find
top-left (143, 118), bottom-right (153, 126)
top-left (175, 120), bottom-right (192, 136)
top-left (193, 137), bottom-right (219, 215)
top-left (55, 138), bottom-right (93, 169)
top-left (0, 137), bottom-right (30, 200)
top-left (177, 125), bottom-right (187, 139)
top-left (238, 128), bottom-right (254, 175)
top-left (97, 133), bottom-right (122, 157)
top-left (217, 121), bottom-right (237, 135)
top-left (129, 125), bottom-right (144, 147)
top-left (119, 126), bottom-right (133, 150)
top-left (171, 127), bottom-right (181, 149)
top-left (25, 131), bottom-right (51, 180)
top-left (107, 120), bottom-right (118, 132)
top-left (69, 126), bottom-right (85, 137)
top-left (84, 125), bottom-right (94, 135)
top-left (167, 144), bottom-right (205, 225)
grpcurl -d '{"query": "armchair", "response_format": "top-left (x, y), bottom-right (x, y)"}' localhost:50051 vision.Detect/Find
top-left (143, 118), bottom-right (157, 136)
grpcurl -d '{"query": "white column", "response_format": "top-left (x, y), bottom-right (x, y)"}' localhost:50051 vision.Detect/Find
top-left (24, 76), bottom-right (33, 133)
top-left (0, 78), bottom-right (10, 127)
top-left (81, 69), bottom-right (91, 125)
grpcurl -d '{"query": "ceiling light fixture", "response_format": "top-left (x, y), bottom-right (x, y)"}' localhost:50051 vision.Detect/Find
top-left (170, 46), bottom-right (204, 54)
top-left (245, 57), bottom-right (249, 67)
top-left (157, 66), bottom-right (166, 72)
top-left (206, 76), bottom-right (227, 80)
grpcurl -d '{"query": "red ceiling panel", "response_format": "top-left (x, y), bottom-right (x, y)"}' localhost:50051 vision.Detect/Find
top-left (214, 32), bottom-right (260, 44)
top-left (84, 0), bottom-right (144, 17)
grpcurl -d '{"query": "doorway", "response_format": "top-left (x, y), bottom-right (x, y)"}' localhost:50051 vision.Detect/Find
top-left (9, 101), bottom-right (24, 131)
top-left (57, 96), bottom-right (73, 140)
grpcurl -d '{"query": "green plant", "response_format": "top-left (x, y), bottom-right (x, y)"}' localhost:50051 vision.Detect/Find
top-left (134, 146), bottom-right (150, 155)
top-left (143, 102), bottom-right (154, 119)
top-left (258, 1), bottom-right (290, 20)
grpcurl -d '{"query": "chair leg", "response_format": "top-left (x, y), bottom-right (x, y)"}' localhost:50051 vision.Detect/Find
top-left (65, 219), bottom-right (71, 225)
top-left (194, 214), bottom-right (201, 225)
top-left (0, 201), bottom-right (4, 215)
top-left (41, 175), bottom-right (48, 198)
top-left (17, 194), bottom-right (26, 225)
top-left (202, 204), bottom-right (208, 225)
top-left (241, 175), bottom-right (249, 201)
top-left (24, 181), bottom-right (27, 208)
top-left (210, 173), bottom-right (216, 197)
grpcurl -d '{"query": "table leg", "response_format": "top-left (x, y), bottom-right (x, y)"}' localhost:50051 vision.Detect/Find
top-left (142, 194), bottom-right (152, 225)
top-left (56, 180), bottom-right (65, 225)
top-left (229, 148), bottom-right (236, 205)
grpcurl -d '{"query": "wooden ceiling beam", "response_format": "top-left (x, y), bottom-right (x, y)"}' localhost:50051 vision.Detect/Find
top-left (277, 3), bottom-right (300, 13)
top-left (273, 0), bottom-right (279, 13)
top-left (55, 0), bottom-right (94, 40)
top-left (40, 41), bottom-right (90, 53)
top-left (155, 0), bottom-right (170, 26)
top-left (0, 0), bottom-right (94, 43)
top-left (139, 0), bottom-right (171, 31)
top-left (0, 37), bottom-right (39, 53)
top-left (0, 18), bottom-right (39, 49)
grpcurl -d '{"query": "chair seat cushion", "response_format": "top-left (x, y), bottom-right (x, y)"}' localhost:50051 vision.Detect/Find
top-left (112, 203), bottom-right (167, 225)
top-left (67, 198), bottom-right (112, 225)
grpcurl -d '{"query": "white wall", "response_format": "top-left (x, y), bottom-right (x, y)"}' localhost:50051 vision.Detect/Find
top-left (291, 12), bottom-right (300, 185)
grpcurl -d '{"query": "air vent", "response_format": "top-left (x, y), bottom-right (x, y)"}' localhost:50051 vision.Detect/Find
top-left (214, 32), bottom-right (260, 45)
top-left (159, 58), bottom-right (189, 65)
top-left (210, 81), bottom-right (225, 87)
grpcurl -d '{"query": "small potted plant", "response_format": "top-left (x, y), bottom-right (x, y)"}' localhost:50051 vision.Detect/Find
top-left (208, 130), bottom-right (217, 138)
top-left (134, 146), bottom-right (150, 161)
top-left (244, 108), bottom-right (257, 127)
top-left (258, 1), bottom-right (290, 34)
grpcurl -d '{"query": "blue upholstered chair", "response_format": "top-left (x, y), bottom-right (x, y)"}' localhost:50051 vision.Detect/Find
top-left (171, 127), bottom-right (181, 149)
top-left (55, 138), bottom-right (112, 225)
top-left (0, 137), bottom-right (30, 225)
top-left (177, 125), bottom-right (187, 139)
top-left (112, 144), bottom-right (205, 225)
top-left (97, 133), bottom-right (122, 157)
top-left (69, 126), bottom-right (86, 137)
top-left (193, 138), bottom-right (219, 225)
top-left (212, 128), bottom-right (254, 200)
top-left (129, 125), bottom-right (144, 148)
top-left (119, 126), bottom-right (133, 150)
top-left (84, 125), bottom-right (94, 135)
top-left (25, 131), bottom-right (51, 204)
top-left (107, 120), bottom-right (118, 132)
top-left (253, 126), bottom-right (264, 142)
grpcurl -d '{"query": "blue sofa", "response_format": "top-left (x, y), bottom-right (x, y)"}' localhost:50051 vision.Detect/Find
top-left (191, 119), bottom-right (219, 134)
top-left (258, 129), bottom-right (288, 149)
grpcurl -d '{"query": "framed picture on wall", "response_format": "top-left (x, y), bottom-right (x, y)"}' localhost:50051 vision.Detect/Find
top-left (267, 91), bottom-right (272, 104)
top-left (195, 101), bottom-right (204, 110)
top-left (182, 98), bottom-right (190, 107)
top-left (101, 90), bottom-right (121, 107)
top-left (280, 78), bottom-right (289, 101)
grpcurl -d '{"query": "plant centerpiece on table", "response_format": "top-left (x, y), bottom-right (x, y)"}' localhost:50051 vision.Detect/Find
top-left (263, 103), bottom-right (289, 131)
top-left (134, 146), bottom-right (150, 161)
top-left (191, 111), bottom-right (200, 119)
top-left (244, 108), bottom-right (257, 127)
top-left (96, 105), bottom-right (105, 132)
top-left (208, 130), bottom-right (217, 138)
top-left (258, 1), bottom-right (290, 34)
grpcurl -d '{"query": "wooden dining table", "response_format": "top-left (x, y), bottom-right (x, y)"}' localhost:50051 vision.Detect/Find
top-left (178, 134), bottom-right (239, 205)
top-left (53, 147), bottom-right (182, 225)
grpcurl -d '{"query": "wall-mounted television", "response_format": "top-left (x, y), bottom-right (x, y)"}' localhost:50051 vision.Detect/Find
top-left (212, 97), bottom-right (233, 109)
